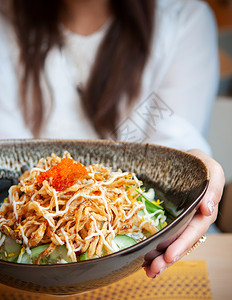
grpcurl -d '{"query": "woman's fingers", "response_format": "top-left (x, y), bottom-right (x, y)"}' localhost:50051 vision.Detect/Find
top-left (163, 206), bottom-right (218, 263)
top-left (187, 149), bottom-right (225, 216)
top-left (145, 253), bottom-right (166, 278)
top-left (145, 149), bottom-right (225, 279)
top-left (145, 206), bottom-right (217, 278)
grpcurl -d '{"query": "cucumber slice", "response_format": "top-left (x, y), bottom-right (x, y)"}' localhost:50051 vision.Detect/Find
top-left (80, 251), bottom-right (98, 261)
top-left (21, 244), bottom-right (49, 264)
top-left (48, 245), bottom-right (71, 263)
top-left (21, 244), bottom-right (72, 264)
top-left (113, 234), bottom-right (137, 250)
top-left (1, 236), bottom-right (74, 264)
top-left (0, 235), bottom-right (22, 262)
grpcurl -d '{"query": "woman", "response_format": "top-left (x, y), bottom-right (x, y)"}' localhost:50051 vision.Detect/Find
top-left (0, 0), bottom-right (225, 278)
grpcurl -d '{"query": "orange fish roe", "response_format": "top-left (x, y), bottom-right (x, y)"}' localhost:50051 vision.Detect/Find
top-left (36, 158), bottom-right (87, 191)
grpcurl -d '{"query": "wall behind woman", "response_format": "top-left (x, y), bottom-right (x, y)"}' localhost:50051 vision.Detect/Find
top-left (205, 0), bottom-right (232, 232)
top-left (204, 0), bottom-right (232, 183)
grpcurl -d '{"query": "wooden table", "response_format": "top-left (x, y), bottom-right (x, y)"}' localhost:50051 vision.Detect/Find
top-left (183, 234), bottom-right (232, 300)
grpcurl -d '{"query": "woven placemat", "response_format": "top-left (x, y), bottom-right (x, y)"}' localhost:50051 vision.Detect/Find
top-left (0, 260), bottom-right (212, 300)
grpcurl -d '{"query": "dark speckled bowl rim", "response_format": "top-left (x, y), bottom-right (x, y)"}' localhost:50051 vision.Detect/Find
top-left (0, 138), bottom-right (209, 268)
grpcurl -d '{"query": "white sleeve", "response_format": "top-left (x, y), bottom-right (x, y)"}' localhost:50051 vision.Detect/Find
top-left (147, 1), bottom-right (219, 155)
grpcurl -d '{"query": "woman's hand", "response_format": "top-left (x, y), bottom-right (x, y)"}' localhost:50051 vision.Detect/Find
top-left (145, 149), bottom-right (225, 278)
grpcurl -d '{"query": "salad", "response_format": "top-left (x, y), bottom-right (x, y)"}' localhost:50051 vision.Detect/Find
top-left (0, 152), bottom-right (167, 264)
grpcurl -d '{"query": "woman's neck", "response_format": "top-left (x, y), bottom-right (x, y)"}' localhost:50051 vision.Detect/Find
top-left (61, 0), bottom-right (111, 36)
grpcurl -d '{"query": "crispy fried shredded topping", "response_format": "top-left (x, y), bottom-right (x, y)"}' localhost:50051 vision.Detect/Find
top-left (0, 152), bottom-right (159, 263)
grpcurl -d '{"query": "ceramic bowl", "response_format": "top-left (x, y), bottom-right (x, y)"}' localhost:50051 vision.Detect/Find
top-left (0, 139), bottom-right (209, 295)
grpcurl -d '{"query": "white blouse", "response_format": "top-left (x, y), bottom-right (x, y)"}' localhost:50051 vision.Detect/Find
top-left (0, 0), bottom-right (219, 155)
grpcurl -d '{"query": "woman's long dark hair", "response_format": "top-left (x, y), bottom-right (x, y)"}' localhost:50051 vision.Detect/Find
top-left (4, 0), bottom-right (155, 138)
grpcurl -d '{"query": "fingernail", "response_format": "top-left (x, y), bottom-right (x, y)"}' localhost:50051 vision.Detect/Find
top-left (159, 266), bottom-right (167, 274)
top-left (152, 274), bottom-right (158, 279)
top-left (208, 200), bottom-right (214, 215)
top-left (173, 255), bottom-right (180, 263)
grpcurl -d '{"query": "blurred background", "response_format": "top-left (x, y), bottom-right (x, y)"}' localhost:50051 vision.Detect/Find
top-left (204, 0), bottom-right (232, 233)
